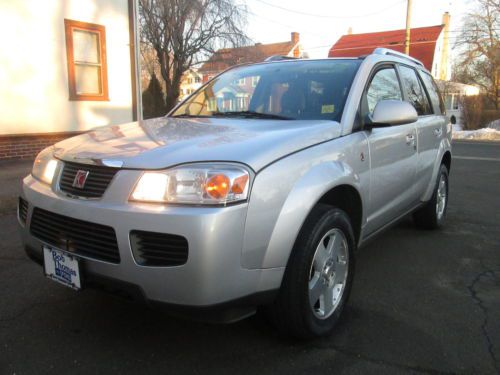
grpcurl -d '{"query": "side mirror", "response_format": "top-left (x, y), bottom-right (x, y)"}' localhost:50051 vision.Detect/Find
top-left (369, 100), bottom-right (418, 127)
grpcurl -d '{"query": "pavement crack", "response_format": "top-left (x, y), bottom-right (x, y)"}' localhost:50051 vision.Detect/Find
top-left (467, 267), bottom-right (500, 374)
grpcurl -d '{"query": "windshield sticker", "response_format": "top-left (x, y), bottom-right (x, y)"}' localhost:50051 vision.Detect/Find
top-left (321, 104), bottom-right (335, 114)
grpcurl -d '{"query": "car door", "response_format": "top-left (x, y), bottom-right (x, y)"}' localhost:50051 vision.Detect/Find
top-left (362, 65), bottom-right (419, 235)
top-left (412, 70), bottom-right (447, 196)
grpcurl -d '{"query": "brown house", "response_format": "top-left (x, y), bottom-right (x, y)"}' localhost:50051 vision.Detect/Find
top-left (199, 32), bottom-right (302, 82)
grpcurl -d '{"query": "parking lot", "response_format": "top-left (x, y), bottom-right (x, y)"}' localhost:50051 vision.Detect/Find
top-left (1, 141), bottom-right (499, 374)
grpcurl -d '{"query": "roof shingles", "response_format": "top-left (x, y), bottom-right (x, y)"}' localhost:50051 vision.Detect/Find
top-left (199, 41), bottom-right (295, 74)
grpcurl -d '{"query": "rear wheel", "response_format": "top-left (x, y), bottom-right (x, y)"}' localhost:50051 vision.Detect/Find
top-left (413, 164), bottom-right (449, 229)
top-left (268, 204), bottom-right (355, 338)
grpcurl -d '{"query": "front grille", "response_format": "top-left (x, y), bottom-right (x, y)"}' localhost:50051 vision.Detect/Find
top-left (130, 230), bottom-right (189, 267)
top-left (18, 197), bottom-right (28, 224)
top-left (59, 162), bottom-right (119, 198)
top-left (30, 208), bottom-right (120, 263)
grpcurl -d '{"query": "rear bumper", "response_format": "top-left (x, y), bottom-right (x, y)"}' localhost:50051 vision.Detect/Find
top-left (19, 174), bottom-right (283, 315)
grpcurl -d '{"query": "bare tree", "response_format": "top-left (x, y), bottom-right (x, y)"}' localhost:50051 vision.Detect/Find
top-left (139, 0), bottom-right (248, 112)
top-left (453, 0), bottom-right (499, 109)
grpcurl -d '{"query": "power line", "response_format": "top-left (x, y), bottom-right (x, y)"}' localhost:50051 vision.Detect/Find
top-left (245, 7), bottom-right (497, 39)
top-left (242, 8), bottom-right (326, 38)
top-left (254, 0), bottom-right (407, 19)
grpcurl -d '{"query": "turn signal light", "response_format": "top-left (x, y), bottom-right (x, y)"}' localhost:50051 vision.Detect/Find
top-left (205, 174), bottom-right (231, 199)
top-left (231, 174), bottom-right (249, 194)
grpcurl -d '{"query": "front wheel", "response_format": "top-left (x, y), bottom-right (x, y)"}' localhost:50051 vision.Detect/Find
top-left (268, 204), bottom-right (355, 338)
top-left (413, 164), bottom-right (449, 229)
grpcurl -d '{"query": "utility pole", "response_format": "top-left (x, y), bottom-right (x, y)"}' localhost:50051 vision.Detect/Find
top-left (405, 0), bottom-right (412, 55)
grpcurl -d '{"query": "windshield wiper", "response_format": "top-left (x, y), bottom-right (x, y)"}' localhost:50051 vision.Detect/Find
top-left (212, 111), bottom-right (292, 120)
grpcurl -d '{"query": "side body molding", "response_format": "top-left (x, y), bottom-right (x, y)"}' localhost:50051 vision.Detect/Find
top-left (242, 133), bottom-right (369, 270)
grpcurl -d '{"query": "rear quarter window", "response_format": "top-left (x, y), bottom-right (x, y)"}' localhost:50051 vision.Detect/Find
top-left (419, 71), bottom-right (445, 115)
top-left (399, 65), bottom-right (432, 116)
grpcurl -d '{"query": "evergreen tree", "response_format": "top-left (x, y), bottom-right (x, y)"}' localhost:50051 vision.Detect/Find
top-left (142, 73), bottom-right (167, 119)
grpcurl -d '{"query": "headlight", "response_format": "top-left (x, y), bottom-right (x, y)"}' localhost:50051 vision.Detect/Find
top-left (130, 164), bottom-right (251, 205)
top-left (32, 147), bottom-right (58, 185)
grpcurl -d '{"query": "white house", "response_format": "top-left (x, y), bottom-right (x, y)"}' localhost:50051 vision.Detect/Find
top-left (0, 0), bottom-right (141, 160)
top-left (437, 81), bottom-right (481, 124)
top-left (179, 69), bottom-right (203, 101)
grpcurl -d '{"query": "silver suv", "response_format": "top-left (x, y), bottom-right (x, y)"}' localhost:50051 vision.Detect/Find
top-left (18, 48), bottom-right (451, 338)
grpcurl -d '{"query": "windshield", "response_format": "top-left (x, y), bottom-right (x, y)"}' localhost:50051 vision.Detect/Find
top-left (171, 59), bottom-right (361, 121)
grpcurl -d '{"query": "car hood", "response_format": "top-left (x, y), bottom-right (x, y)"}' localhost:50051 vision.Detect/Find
top-left (54, 117), bottom-right (342, 171)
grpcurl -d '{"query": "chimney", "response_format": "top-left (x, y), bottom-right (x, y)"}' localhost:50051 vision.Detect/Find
top-left (347, 27), bottom-right (353, 35)
top-left (290, 32), bottom-right (300, 58)
top-left (439, 12), bottom-right (451, 80)
top-left (442, 11), bottom-right (450, 29)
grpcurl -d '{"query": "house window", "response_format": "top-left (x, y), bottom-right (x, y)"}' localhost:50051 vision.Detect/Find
top-left (195, 76), bottom-right (201, 83)
top-left (64, 19), bottom-right (108, 101)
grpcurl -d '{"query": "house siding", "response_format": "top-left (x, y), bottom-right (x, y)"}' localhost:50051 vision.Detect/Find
top-left (0, 0), bottom-right (138, 160)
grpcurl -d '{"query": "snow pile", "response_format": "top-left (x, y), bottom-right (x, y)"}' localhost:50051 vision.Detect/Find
top-left (488, 119), bottom-right (500, 130)
top-left (452, 120), bottom-right (500, 141)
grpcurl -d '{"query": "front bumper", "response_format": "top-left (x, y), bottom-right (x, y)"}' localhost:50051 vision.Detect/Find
top-left (18, 172), bottom-right (283, 312)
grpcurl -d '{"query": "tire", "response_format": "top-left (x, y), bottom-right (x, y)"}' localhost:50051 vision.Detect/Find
top-left (268, 204), bottom-right (356, 339)
top-left (413, 164), bottom-right (449, 230)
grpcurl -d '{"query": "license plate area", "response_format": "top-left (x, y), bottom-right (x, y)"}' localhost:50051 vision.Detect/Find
top-left (43, 246), bottom-right (81, 290)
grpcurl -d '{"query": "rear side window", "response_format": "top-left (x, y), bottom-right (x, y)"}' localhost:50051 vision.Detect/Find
top-left (399, 66), bottom-right (432, 116)
top-left (419, 71), bottom-right (445, 115)
top-left (366, 67), bottom-right (402, 114)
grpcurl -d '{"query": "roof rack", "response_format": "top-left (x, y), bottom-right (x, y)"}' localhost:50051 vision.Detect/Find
top-left (264, 55), bottom-right (299, 62)
top-left (372, 48), bottom-right (424, 67)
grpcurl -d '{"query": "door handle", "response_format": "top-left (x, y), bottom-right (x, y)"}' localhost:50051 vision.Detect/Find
top-left (406, 134), bottom-right (415, 145)
top-left (434, 128), bottom-right (442, 137)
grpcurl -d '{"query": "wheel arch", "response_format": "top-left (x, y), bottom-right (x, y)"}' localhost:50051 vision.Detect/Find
top-left (244, 159), bottom-right (365, 270)
top-left (317, 184), bottom-right (363, 245)
top-left (421, 138), bottom-right (452, 202)
top-left (442, 150), bottom-right (451, 172)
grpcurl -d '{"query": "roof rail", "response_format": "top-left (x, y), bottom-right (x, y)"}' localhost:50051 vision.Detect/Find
top-left (264, 55), bottom-right (298, 62)
top-left (372, 48), bottom-right (424, 67)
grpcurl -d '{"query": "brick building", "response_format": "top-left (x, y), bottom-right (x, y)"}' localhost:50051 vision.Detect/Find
top-left (198, 32), bottom-right (303, 82)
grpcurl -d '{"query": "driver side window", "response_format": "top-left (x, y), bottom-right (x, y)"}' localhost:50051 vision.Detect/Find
top-left (366, 67), bottom-right (403, 114)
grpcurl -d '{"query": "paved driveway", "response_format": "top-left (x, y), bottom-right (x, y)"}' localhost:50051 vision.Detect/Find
top-left (1, 141), bottom-right (499, 374)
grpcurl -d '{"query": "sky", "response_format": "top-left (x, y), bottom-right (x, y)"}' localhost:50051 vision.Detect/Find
top-left (243, 0), bottom-right (471, 58)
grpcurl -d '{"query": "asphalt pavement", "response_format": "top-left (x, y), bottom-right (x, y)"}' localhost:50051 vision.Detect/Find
top-left (0, 141), bottom-right (499, 374)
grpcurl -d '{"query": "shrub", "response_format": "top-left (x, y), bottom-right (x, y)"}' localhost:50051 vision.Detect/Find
top-left (480, 109), bottom-right (500, 128)
top-left (459, 95), bottom-right (483, 130)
